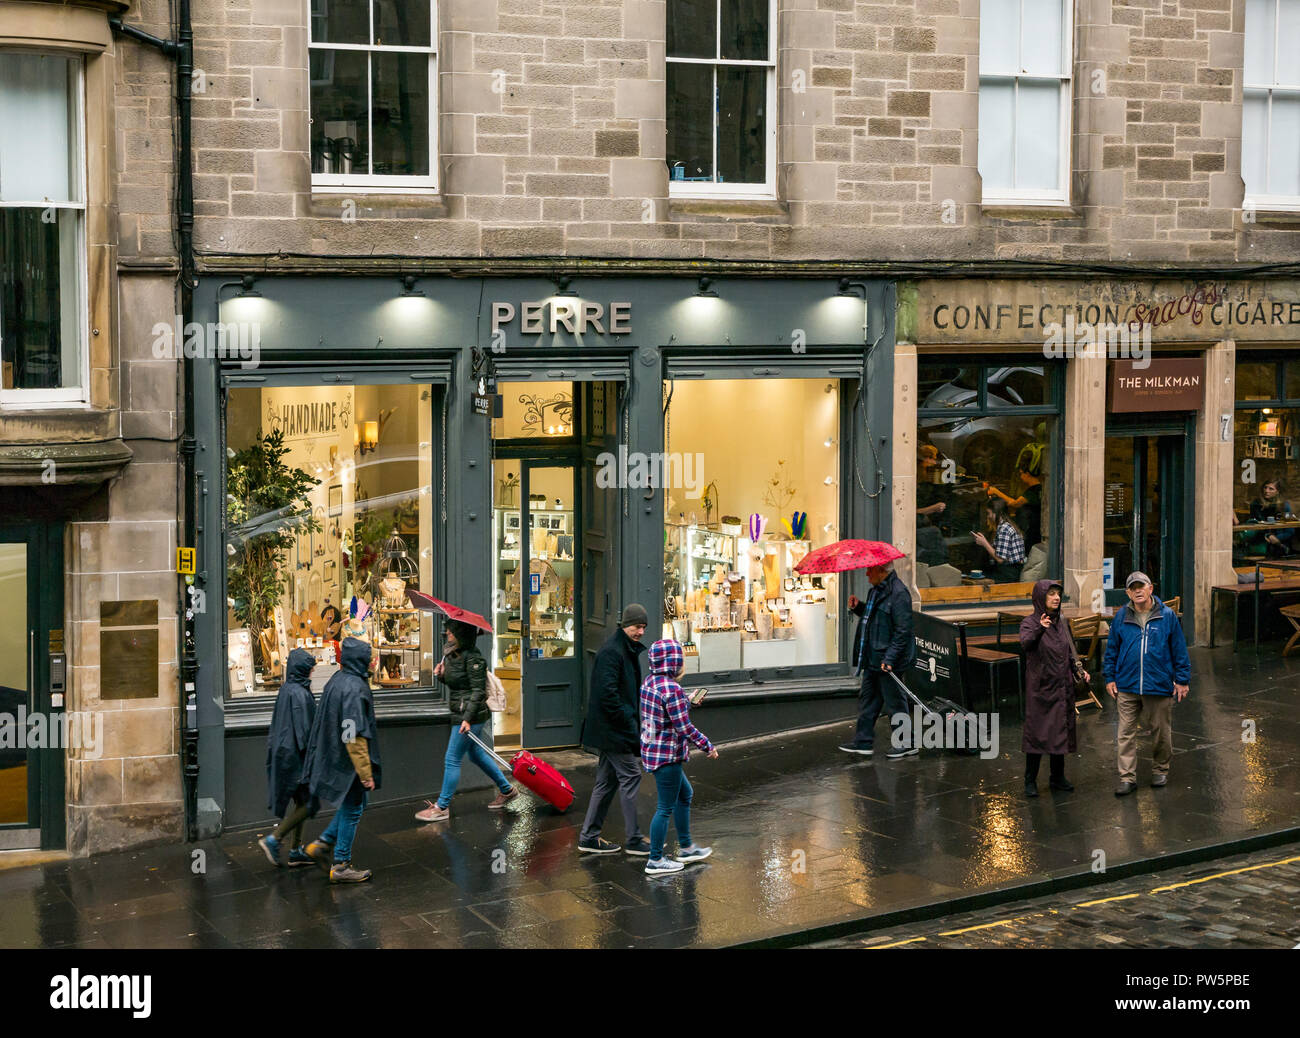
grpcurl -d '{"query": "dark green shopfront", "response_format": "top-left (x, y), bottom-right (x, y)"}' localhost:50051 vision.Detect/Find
top-left (189, 274), bottom-right (894, 830)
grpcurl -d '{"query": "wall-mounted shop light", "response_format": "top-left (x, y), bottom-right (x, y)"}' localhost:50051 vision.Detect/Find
top-left (356, 420), bottom-right (379, 454)
top-left (695, 276), bottom-right (718, 298)
top-left (238, 275), bottom-right (261, 298)
top-left (400, 275), bottom-right (424, 297)
top-left (553, 275), bottom-right (577, 298)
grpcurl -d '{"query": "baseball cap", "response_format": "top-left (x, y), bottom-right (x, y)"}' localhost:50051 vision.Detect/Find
top-left (1125, 571), bottom-right (1152, 589)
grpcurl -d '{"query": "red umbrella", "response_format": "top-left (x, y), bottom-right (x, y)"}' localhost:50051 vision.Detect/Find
top-left (794, 539), bottom-right (905, 575)
top-left (406, 589), bottom-right (493, 632)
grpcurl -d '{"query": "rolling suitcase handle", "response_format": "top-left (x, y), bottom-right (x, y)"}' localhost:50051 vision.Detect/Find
top-left (464, 728), bottom-right (513, 772)
top-left (886, 669), bottom-right (942, 721)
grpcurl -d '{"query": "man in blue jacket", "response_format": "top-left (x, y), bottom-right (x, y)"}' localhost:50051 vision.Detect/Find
top-left (839, 563), bottom-right (916, 759)
top-left (1103, 572), bottom-right (1190, 796)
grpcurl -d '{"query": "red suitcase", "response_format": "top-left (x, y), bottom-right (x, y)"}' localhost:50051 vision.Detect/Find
top-left (467, 731), bottom-right (575, 811)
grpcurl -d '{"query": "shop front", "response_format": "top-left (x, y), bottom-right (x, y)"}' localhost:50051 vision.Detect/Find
top-left (897, 278), bottom-right (1300, 646)
top-left (192, 275), bottom-right (893, 829)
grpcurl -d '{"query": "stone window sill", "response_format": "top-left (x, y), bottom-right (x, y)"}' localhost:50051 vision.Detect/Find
top-left (980, 203), bottom-right (1081, 221)
top-left (307, 193), bottom-right (449, 219)
top-left (668, 197), bottom-right (790, 223)
top-left (1244, 208), bottom-right (1300, 227)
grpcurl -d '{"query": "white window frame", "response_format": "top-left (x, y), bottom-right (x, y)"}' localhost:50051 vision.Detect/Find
top-left (666, 0), bottom-right (778, 200)
top-left (308, 0), bottom-right (438, 192)
top-left (1243, 0), bottom-right (1300, 212)
top-left (977, 0), bottom-right (1073, 207)
top-left (0, 52), bottom-right (88, 408)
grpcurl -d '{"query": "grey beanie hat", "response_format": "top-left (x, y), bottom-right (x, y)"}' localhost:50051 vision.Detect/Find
top-left (621, 602), bottom-right (649, 627)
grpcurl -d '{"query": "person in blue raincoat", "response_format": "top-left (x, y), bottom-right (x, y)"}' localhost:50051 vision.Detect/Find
top-left (258, 648), bottom-right (320, 867)
top-left (302, 637), bottom-right (382, 883)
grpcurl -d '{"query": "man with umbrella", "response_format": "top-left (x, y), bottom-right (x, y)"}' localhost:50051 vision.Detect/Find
top-left (798, 541), bottom-right (916, 760)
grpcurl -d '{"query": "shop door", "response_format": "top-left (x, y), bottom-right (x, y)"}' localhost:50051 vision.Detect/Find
top-left (492, 461), bottom-right (583, 750)
top-left (0, 524), bottom-right (65, 850)
top-left (579, 381), bottom-right (621, 722)
top-left (1102, 434), bottom-right (1186, 608)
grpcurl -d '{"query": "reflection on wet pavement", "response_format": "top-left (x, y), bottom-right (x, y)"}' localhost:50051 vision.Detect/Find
top-left (1, 646), bottom-right (1297, 948)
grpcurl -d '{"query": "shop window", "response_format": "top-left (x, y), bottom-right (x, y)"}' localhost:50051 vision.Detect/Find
top-left (0, 52), bottom-right (85, 403)
top-left (1233, 359), bottom-right (1300, 565)
top-left (224, 383), bottom-right (436, 698)
top-left (1243, 0), bottom-right (1300, 210)
top-left (977, 0), bottom-right (1073, 205)
top-left (666, 0), bottom-right (775, 198)
top-left (309, 0), bottom-right (437, 190)
top-left (916, 362), bottom-right (1061, 605)
top-left (663, 378), bottom-right (840, 676)
top-left (491, 381), bottom-right (575, 440)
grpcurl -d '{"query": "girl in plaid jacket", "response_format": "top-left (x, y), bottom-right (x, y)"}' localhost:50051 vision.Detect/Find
top-left (639, 638), bottom-right (718, 875)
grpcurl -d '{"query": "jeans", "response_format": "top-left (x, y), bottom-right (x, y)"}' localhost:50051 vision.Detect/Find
top-left (648, 763), bottom-right (693, 860)
top-left (853, 666), bottom-right (909, 750)
top-left (580, 751), bottom-right (643, 842)
top-left (318, 777), bottom-right (367, 863)
top-left (437, 721), bottom-right (512, 809)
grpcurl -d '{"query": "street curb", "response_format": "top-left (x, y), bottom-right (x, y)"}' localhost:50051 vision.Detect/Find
top-left (724, 825), bottom-right (1300, 949)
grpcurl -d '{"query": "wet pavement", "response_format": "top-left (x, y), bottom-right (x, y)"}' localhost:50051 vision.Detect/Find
top-left (813, 840), bottom-right (1300, 949)
top-left (1, 645), bottom-right (1298, 948)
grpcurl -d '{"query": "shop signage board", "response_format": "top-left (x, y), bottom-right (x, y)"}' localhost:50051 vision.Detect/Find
top-left (1109, 357), bottom-right (1206, 413)
top-left (902, 610), bottom-right (964, 706)
top-left (912, 279), bottom-right (1300, 344)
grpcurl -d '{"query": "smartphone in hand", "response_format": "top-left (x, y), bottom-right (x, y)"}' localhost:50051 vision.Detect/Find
top-left (689, 688), bottom-right (708, 706)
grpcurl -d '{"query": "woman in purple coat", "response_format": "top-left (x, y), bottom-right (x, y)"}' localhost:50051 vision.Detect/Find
top-left (1018, 579), bottom-right (1085, 797)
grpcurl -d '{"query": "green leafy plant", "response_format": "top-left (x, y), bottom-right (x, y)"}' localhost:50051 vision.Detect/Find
top-left (226, 429), bottom-right (319, 669)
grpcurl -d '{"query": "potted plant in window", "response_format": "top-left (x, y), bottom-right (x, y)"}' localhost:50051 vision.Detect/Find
top-left (226, 429), bottom-right (320, 677)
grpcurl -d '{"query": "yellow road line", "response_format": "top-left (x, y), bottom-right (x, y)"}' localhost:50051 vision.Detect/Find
top-left (1149, 854), bottom-right (1300, 894)
top-left (1074, 892), bottom-right (1140, 908)
top-left (938, 919), bottom-right (1017, 936)
top-left (870, 936), bottom-right (928, 948)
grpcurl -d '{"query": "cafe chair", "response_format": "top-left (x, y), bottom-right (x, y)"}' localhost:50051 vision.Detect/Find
top-left (1068, 614), bottom-right (1104, 713)
top-left (1280, 604), bottom-right (1300, 657)
top-left (1163, 595), bottom-right (1181, 617)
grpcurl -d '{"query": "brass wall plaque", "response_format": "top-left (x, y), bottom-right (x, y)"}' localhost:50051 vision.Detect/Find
top-left (100, 600), bottom-right (159, 700)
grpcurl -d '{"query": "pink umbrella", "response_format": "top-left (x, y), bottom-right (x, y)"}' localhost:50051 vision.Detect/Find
top-left (406, 589), bottom-right (493, 633)
top-left (794, 539), bottom-right (905, 575)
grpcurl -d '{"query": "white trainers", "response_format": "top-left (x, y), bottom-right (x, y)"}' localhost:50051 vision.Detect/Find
top-left (644, 856), bottom-right (685, 876)
top-left (676, 845), bottom-right (712, 864)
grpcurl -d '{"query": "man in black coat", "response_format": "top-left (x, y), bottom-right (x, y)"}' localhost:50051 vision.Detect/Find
top-left (578, 603), bottom-right (651, 855)
top-left (839, 563), bottom-right (917, 759)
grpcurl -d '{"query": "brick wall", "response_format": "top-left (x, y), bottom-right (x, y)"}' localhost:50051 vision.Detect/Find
top-left (117, 0), bottom-right (1296, 266)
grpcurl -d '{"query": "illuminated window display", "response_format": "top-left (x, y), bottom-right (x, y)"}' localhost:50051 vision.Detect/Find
top-left (1233, 360), bottom-right (1300, 564)
top-left (224, 383), bottom-right (435, 697)
top-left (663, 378), bottom-right (841, 675)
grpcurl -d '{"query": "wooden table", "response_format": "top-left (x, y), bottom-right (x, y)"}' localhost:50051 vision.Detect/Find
top-left (1211, 559), bottom-right (1300, 652)
top-left (994, 604), bottom-right (1115, 648)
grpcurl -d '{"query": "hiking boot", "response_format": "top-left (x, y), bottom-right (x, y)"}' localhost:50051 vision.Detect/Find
top-left (287, 847), bottom-right (314, 867)
top-left (1114, 780), bottom-right (1138, 797)
top-left (258, 834), bottom-right (282, 867)
top-left (644, 856), bottom-right (685, 876)
top-left (676, 845), bottom-right (712, 865)
top-left (415, 800), bottom-right (449, 822)
top-left (838, 744), bottom-right (873, 757)
top-left (329, 862), bottom-right (372, 884)
top-left (623, 837), bottom-right (652, 857)
top-left (488, 787), bottom-right (518, 810)
top-left (1024, 780), bottom-right (1039, 798)
top-left (577, 836), bottom-right (621, 855)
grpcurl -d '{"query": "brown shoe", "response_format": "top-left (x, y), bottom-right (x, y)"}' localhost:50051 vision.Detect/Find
top-left (329, 862), bottom-right (372, 883)
top-left (488, 787), bottom-right (518, 810)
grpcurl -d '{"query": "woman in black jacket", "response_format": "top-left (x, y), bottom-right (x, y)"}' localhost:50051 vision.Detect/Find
top-left (415, 619), bottom-right (516, 822)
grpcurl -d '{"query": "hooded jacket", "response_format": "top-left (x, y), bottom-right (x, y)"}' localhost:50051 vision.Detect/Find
top-left (302, 637), bottom-right (382, 804)
top-left (582, 627), bottom-right (649, 754)
top-left (1018, 579), bottom-right (1077, 755)
top-left (1103, 595), bottom-right (1190, 697)
top-left (849, 570), bottom-right (915, 674)
top-left (439, 641), bottom-right (491, 726)
top-left (639, 639), bottom-right (712, 771)
top-left (265, 648), bottom-right (319, 816)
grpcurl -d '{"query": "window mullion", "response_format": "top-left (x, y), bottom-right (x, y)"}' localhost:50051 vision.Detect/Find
top-left (712, 66), bottom-right (719, 184)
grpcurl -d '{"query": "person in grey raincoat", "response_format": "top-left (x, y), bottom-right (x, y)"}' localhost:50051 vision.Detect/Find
top-left (1018, 579), bottom-right (1081, 798)
top-left (258, 648), bottom-right (319, 867)
top-left (302, 637), bottom-right (382, 883)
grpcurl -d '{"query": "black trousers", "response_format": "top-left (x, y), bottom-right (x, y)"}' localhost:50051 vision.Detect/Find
top-left (1025, 752), bottom-right (1065, 781)
top-left (853, 667), bottom-right (910, 750)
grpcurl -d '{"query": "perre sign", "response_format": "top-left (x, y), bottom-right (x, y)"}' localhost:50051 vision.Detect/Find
top-left (491, 300), bottom-right (631, 336)
top-left (1109, 357), bottom-right (1206, 413)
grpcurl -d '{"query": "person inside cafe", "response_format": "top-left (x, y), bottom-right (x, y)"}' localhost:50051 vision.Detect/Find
top-left (916, 443), bottom-right (951, 567)
top-left (984, 435), bottom-right (1045, 551)
top-left (972, 499), bottom-right (1025, 583)
top-left (1240, 478), bottom-right (1295, 558)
